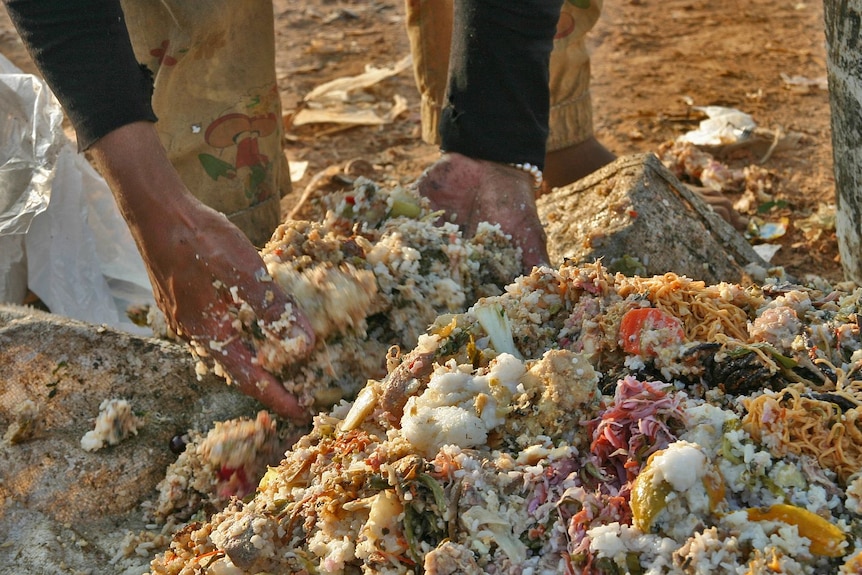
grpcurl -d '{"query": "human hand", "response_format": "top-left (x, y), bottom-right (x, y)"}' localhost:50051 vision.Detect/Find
top-left (89, 122), bottom-right (315, 421)
top-left (415, 152), bottom-right (550, 272)
top-left (145, 204), bottom-right (316, 421)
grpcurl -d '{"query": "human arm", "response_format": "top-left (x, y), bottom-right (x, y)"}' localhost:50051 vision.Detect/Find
top-left (3, 0), bottom-right (316, 419)
top-left (3, 0), bottom-right (157, 150)
top-left (89, 122), bottom-right (315, 420)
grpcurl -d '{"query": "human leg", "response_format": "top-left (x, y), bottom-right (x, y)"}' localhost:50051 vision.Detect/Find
top-left (120, 0), bottom-right (289, 247)
top-left (414, 0), bottom-right (562, 271)
top-left (406, 0), bottom-right (611, 189)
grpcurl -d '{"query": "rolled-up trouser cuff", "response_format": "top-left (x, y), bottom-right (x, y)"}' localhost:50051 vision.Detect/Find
top-left (547, 83), bottom-right (594, 152)
top-left (420, 93), bottom-right (444, 146)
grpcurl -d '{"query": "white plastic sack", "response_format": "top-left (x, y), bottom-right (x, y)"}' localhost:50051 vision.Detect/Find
top-left (0, 53), bottom-right (154, 334)
top-left (0, 55), bottom-right (59, 304)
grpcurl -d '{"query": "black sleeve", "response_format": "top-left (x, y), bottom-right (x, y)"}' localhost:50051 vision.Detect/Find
top-left (3, 0), bottom-right (158, 150)
top-left (439, 0), bottom-right (562, 170)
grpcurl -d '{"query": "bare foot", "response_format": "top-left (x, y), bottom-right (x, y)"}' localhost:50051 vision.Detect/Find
top-left (689, 185), bottom-right (748, 231)
top-left (415, 152), bottom-right (549, 272)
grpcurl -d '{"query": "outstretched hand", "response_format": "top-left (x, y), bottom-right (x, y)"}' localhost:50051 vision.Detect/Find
top-left (415, 152), bottom-right (550, 272)
top-left (90, 122), bottom-right (315, 421)
top-left (145, 204), bottom-right (316, 421)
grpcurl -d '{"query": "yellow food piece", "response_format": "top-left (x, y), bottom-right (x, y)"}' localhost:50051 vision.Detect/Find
top-left (746, 503), bottom-right (847, 557)
top-left (389, 196), bottom-right (422, 219)
top-left (767, 548), bottom-right (782, 571)
top-left (630, 455), bottom-right (672, 533)
top-left (630, 449), bottom-right (727, 533)
top-left (258, 466), bottom-right (279, 492)
top-left (841, 550), bottom-right (862, 573)
top-left (704, 467), bottom-right (726, 513)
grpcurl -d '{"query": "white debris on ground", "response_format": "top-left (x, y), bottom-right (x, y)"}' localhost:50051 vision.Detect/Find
top-left (80, 398), bottom-right (142, 452)
top-left (3, 398), bottom-right (39, 445)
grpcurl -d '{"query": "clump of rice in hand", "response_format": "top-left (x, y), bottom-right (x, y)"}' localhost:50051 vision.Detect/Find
top-left (250, 179), bottom-right (521, 411)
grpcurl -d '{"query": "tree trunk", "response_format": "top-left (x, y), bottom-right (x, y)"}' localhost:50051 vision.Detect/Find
top-left (824, 0), bottom-right (862, 283)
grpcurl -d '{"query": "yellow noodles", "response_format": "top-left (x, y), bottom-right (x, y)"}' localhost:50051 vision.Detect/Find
top-left (615, 273), bottom-right (758, 342)
top-left (743, 385), bottom-right (862, 482)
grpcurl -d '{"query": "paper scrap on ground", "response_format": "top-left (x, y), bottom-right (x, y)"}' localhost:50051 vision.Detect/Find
top-left (753, 243), bottom-right (781, 262)
top-left (289, 159), bottom-right (309, 183)
top-left (291, 55), bottom-right (411, 128)
top-left (780, 73), bottom-right (828, 90)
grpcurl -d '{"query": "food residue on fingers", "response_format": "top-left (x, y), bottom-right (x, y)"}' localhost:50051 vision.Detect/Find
top-left (145, 181), bottom-right (522, 415)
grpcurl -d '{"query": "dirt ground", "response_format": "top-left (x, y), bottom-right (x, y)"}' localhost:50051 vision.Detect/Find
top-left (0, 0), bottom-right (839, 283)
top-left (271, 0), bottom-right (840, 283)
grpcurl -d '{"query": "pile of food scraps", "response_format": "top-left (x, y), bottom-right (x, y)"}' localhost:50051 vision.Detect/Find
top-left (142, 261), bottom-right (862, 575)
top-left (132, 181), bottom-right (522, 531)
top-left (172, 178), bottom-right (521, 414)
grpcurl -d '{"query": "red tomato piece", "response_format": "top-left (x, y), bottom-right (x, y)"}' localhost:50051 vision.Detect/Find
top-left (619, 307), bottom-right (685, 356)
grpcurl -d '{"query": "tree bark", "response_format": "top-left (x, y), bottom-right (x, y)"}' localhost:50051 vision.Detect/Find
top-left (824, 0), bottom-right (862, 283)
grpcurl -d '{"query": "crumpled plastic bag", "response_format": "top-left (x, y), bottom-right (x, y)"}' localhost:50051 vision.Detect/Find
top-left (0, 53), bottom-right (154, 334)
top-left (678, 106), bottom-right (757, 146)
top-left (0, 55), bottom-right (59, 304)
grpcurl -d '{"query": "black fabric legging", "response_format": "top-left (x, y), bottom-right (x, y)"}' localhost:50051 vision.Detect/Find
top-left (4, 0), bottom-right (157, 151)
top-left (439, 0), bottom-right (563, 170)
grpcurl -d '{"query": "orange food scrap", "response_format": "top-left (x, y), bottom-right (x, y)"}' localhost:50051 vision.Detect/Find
top-left (746, 503), bottom-right (847, 557)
